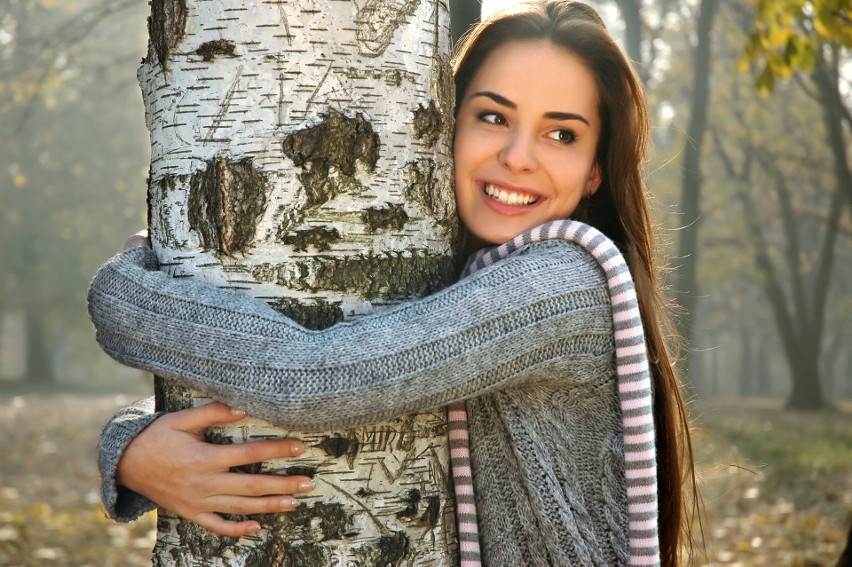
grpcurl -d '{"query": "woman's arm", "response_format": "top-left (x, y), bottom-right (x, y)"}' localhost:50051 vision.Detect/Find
top-left (88, 239), bottom-right (613, 430)
top-left (98, 398), bottom-right (314, 536)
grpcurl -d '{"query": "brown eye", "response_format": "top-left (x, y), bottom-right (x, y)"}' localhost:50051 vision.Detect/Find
top-left (478, 111), bottom-right (507, 126)
top-left (547, 128), bottom-right (577, 145)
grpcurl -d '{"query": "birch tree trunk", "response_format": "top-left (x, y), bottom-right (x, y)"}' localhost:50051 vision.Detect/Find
top-left (139, 1), bottom-right (458, 564)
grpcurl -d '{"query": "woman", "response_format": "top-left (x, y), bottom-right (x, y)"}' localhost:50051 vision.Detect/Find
top-left (90, 2), bottom-right (696, 565)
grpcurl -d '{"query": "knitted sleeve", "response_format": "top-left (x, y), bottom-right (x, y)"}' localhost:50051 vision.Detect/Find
top-left (87, 239), bottom-right (613, 431)
top-left (97, 396), bottom-right (162, 521)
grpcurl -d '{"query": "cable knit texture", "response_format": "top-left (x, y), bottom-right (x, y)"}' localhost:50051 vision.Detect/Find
top-left (449, 221), bottom-right (659, 567)
top-left (91, 230), bottom-right (637, 565)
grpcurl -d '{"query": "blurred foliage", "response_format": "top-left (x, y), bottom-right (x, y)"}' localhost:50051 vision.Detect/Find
top-left (0, 0), bottom-right (149, 383)
top-left (742, 0), bottom-right (852, 92)
top-left (0, 394), bottom-right (157, 566)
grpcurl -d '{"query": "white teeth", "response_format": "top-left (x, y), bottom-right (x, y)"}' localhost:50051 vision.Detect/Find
top-left (484, 183), bottom-right (539, 206)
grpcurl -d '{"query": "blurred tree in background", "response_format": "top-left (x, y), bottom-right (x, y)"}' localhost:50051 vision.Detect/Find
top-left (0, 0), bottom-right (149, 385)
top-left (733, 0), bottom-right (851, 409)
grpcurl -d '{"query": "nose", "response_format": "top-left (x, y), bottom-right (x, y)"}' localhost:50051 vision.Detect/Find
top-left (498, 132), bottom-right (538, 173)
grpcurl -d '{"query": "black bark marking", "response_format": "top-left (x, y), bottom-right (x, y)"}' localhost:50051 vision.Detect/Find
top-left (403, 159), bottom-right (438, 217)
top-left (281, 502), bottom-right (352, 541)
top-left (362, 203), bottom-right (409, 232)
top-left (154, 375), bottom-right (194, 412)
top-left (272, 206), bottom-right (305, 245)
top-left (318, 435), bottom-right (360, 460)
top-left (150, 175), bottom-right (182, 248)
top-left (269, 297), bottom-right (344, 330)
top-left (279, 225), bottom-right (340, 251)
top-left (231, 461), bottom-right (264, 475)
top-left (356, 0), bottom-right (421, 57)
top-left (403, 159), bottom-right (457, 241)
top-left (282, 111), bottom-right (380, 208)
top-left (203, 429), bottom-right (235, 445)
top-left (280, 542), bottom-right (326, 567)
top-left (433, 55), bottom-right (456, 142)
top-left (187, 156), bottom-right (268, 256)
top-left (278, 252), bottom-right (456, 300)
top-left (395, 488), bottom-right (421, 519)
top-left (174, 518), bottom-right (234, 560)
top-left (412, 100), bottom-right (442, 147)
top-left (351, 531), bottom-right (411, 565)
top-left (403, 159), bottom-right (451, 225)
top-left (282, 466), bottom-right (317, 478)
top-left (193, 39), bottom-right (237, 61)
top-left (241, 545), bottom-right (283, 567)
top-left (149, 0), bottom-right (187, 71)
top-left (420, 494), bottom-right (441, 528)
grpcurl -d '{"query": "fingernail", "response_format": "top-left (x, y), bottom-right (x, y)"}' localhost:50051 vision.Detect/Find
top-left (291, 443), bottom-right (305, 455)
top-left (299, 479), bottom-right (316, 492)
top-left (280, 496), bottom-right (295, 508)
top-left (230, 408), bottom-right (246, 416)
top-left (247, 524), bottom-right (261, 534)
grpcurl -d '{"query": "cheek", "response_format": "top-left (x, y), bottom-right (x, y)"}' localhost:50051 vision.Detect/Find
top-left (453, 128), bottom-right (470, 174)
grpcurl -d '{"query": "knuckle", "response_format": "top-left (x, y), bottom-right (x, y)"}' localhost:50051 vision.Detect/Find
top-left (240, 443), bottom-right (264, 464)
top-left (243, 476), bottom-right (263, 496)
top-left (222, 499), bottom-right (244, 516)
top-left (181, 446), bottom-right (209, 469)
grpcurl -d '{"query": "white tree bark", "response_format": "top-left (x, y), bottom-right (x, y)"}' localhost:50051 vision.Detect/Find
top-left (140, 1), bottom-right (458, 564)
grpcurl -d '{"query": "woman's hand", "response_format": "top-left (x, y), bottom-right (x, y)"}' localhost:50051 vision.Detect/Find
top-left (116, 402), bottom-right (313, 537)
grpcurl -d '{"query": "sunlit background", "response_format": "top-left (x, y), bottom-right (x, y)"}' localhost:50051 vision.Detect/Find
top-left (0, 1), bottom-right (850, 565)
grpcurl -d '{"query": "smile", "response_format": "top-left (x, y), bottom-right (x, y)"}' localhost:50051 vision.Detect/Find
top-left (483, 183), bottom-right (540, 206)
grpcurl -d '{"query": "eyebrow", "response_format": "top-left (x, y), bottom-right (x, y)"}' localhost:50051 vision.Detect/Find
top-left (469, 90), bottom-right (591, 127)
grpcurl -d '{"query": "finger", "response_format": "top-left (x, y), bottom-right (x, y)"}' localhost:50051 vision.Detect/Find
top-left (215, 438), bottom-right (306, 468)
top-left (206, 495), bottom-right (297, 518)
top-left (123, 230), bottom-right (151, 251)
top-left (192, 512), bottom-right (262, 538)
top-left (168, 402), bottom-right (251, 433)
top-left (215, 472), bottom-right (316, 497)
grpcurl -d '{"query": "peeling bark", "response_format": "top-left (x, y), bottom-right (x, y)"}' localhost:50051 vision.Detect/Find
top-left (187, 157), bottom-right (268, 256)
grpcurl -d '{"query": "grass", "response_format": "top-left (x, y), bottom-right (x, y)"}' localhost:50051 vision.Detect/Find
top-left (0, 391), bottom-right (848, 566)
top-left (690, 397), bottom-right (851, 566)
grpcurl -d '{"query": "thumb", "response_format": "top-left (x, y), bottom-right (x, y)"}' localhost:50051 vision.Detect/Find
top-left (171, 401), bottom-right (248, 433)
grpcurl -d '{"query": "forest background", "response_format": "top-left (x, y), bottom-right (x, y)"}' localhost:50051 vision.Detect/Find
top-left (0, 0), bottom-right (850, 565)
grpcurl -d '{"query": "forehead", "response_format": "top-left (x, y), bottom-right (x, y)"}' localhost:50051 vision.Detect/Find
top-left (467, 39), bottom-right (599, 119)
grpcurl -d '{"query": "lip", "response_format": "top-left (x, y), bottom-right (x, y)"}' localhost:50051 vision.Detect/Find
top-left (478, 180), bottom-right (545, 216)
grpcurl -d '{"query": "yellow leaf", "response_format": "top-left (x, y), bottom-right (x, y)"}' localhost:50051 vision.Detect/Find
top-left (13, 173), bottom-right (26, 187)
top-left (802, 515), bottom-right (821, 529)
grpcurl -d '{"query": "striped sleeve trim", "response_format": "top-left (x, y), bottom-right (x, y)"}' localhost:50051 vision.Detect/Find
top-left (450, 220), bottom-right (660, 567)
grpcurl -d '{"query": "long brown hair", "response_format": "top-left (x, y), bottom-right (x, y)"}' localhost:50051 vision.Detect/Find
top-left (453, 2), bottom-right (698, 564)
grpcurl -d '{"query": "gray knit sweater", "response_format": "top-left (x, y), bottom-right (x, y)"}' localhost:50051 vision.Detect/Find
top-left (92, 239), bottom-right (629, 566)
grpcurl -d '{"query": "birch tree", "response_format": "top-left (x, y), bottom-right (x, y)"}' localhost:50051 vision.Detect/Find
top-left (140, 1), bottom-right (459, 564)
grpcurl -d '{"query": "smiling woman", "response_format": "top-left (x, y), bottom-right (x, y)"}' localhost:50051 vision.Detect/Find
top-left (454, 39), bottom-right (602, 246)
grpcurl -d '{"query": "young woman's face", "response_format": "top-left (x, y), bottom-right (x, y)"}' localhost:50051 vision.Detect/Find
top-left (454, 39), bottom-right (602, 246)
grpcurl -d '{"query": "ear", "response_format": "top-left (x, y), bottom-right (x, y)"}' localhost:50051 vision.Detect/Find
top-left (584, 164), bottom-right (602, 198)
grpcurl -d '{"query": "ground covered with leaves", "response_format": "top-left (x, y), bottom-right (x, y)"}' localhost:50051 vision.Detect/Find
top-left (0, 391), bottom-right (848, 566)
